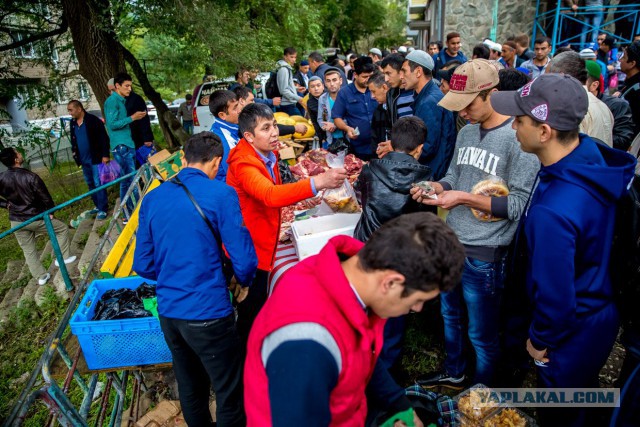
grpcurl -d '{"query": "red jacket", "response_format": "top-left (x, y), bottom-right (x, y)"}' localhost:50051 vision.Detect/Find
top-left (244, 236), bottom-right (386, 426)
top-left (226, 139), bottom-right (314, 271)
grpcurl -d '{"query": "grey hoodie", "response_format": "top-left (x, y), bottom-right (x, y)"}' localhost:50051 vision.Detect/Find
top-left (276, 59), bottom-right (302, 106)
top-left (439, 119), bottom-right (540, 258)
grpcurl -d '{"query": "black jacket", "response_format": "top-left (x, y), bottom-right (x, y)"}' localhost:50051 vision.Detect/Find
top-left (125, 90), bottom-right (154, 149)
top-left (599, 92), bottom-right (636, 151)
top-left (70, 112), bottom-right (111, 166)
top-left (353, 151), bottom-right (432, 242)
top-left (0, 167), bottom-right (55, 221)
top-left (371, 103), bottom-right (392, 147)
top-left (620, 72), bottom-right (640, 135)
top-left (306, 94), bottom-right (326, 142)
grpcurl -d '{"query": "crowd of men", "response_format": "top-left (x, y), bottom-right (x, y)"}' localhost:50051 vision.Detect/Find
top-left (3, 25), bottom-right (640, 427)
top-left (129, 30), bottom-right (640, 427)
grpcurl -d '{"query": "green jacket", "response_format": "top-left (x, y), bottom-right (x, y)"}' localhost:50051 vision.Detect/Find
top-left (104, 91), bottom-right (135, 150)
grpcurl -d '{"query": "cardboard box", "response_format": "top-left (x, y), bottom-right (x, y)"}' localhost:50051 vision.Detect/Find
top-left (149, 150), bottom-right (185, 180)
top-left (292, 213), bottom-right (362, 260)
top-left (285, 140), bottom-right (305, 156)
top-left (135, 400), bottom-right (181, 427)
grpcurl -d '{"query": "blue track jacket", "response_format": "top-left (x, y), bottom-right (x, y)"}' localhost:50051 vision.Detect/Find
top-left (133, 168), bottom-right (257, 320)
top-left (521, 135), bottom-right (636, 350)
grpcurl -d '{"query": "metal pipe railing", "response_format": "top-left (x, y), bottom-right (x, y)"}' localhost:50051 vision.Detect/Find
top-left (4, 164), bottom-right (156, 427)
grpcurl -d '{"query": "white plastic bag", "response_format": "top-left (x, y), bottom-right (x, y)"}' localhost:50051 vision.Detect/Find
top-left (322, 151), bottom-right (360, 213)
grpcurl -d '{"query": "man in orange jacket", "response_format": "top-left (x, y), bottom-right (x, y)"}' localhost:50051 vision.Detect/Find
top-left (227, 103), bottom-right (347, 342)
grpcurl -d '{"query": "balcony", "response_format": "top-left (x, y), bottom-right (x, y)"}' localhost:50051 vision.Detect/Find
top-left (409, 0), bottom-right (429, 14)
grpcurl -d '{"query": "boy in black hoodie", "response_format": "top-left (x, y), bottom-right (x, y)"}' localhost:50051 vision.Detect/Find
top-left (353, 116), bottom-right (432, 394)
top-left (354, 116), bottom-right (431, 242)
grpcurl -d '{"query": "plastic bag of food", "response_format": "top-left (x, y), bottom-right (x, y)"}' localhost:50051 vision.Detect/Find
top-left (470, 176), bottom-right (510, 222)
top-left (322, 151), bottom-right (360, 213)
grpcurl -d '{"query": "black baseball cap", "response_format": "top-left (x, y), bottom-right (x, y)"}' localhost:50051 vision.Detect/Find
top-left (490, 74), bottom-right (588, 131)
top-left (437, 67), bottom-right (457, 83)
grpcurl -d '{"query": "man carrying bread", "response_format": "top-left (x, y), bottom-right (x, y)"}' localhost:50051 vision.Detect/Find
top-left (410, 59), bottom-right (539, 388)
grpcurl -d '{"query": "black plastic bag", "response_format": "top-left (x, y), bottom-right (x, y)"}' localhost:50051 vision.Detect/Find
top-left (327, 138), bottom-right (351, 155)
top-left (278, 160), bottom-right (297, 184)
top-left (136, 282), bottom-right (156, 300)
top-left (92, 285), bottom-right (156, 321)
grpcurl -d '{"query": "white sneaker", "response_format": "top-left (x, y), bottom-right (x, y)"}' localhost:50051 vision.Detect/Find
top-left (38, 273), bottom-right (51, 286)
top-left (54, 255), bottom-right (77, 267)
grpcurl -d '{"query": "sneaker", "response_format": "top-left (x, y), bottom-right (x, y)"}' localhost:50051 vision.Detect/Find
top-left (38, 272), bottom-right (51, 286)
top-left (87, 209), bottom-right (100, 216)
top-left (54, 255), bottom-right (77, 267)
top-left (416, 370), bottom-right (466, 390)
top-left (96, 211), bottom-right (108, 220)
top-left (121, 217), bottom-right (129, 225)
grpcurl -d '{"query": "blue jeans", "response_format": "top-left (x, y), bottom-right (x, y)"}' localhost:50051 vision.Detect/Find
top-left (277, 104), bottom-right (302, 116)
top-left (182, 120), bottom-right (193, 135)
top-left (580, 9), bottom-right (604, 46)
top-left (441, 256), bottom-right (506, 385)
top-left (81, 163), bottom-right (108, 213)
top-left (112, 145), bottom-right (137, 216)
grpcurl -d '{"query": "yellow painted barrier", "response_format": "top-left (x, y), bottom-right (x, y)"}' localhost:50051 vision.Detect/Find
top-left (100, 179), bottom-right (160, 278)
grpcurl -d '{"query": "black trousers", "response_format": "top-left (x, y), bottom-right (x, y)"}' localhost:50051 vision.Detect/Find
top-left (159, 314), bottom-right (244, 427)
top-left (236, 269), bottom-right (270, 345)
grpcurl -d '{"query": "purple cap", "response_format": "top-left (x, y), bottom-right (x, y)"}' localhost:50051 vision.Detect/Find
top-left (490, 74), bottom-right (588, 131)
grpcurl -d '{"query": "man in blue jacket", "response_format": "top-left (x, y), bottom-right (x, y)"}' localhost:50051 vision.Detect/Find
top-left (332, 56), bottom-right (378, 160)
top-left (491, 74), bottom-right (637, 427)
top-left (133, 132), bottom-right (258, 427)
top-left (433, 32), bottom-right (468, 75)
top-left (103, 72), bottom-right (146, 221)
top-left (401, 50), bottom-right (456, 180)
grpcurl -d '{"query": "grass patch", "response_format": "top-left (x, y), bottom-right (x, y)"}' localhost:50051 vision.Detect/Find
top-left (0, 288), bottom-right (67, 420)
top-left (78, 232), bottom-right (90, 246)
top-left (42, 253), bottom-right (52, 270)
top-left (97, 219), bottom-right (111, 237)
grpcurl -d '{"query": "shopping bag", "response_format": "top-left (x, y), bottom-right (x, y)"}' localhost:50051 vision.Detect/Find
top-left (98, 160), bottom-right (121, 185)
top-left (322, 150), bottom-right (360, 213)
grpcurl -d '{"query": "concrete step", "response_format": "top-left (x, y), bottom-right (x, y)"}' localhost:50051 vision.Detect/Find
top-left (76, 216), bottom-right (111, 284)
top-left (0, 288), bottom-right (25, 324)
top-left (0, 259), bottom-right (25, 286)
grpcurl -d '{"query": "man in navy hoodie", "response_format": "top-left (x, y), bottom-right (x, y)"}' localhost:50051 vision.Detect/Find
top-left (491, 74), bottom-right (637, 427)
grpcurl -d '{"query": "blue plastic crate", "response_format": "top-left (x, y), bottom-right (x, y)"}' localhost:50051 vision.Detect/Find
top-left (70, 276), bottom-right (172, 370)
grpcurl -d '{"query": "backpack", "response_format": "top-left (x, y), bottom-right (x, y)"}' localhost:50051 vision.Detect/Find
top-left (265, 65), bottom-right (285, 99)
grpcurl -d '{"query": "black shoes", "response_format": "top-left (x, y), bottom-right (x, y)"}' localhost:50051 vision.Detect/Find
top-left (416, 370), bottom-right (466, 390)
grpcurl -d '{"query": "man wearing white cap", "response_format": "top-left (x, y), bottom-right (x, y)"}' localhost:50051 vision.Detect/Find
top-left (369, 48), bottom-right (383, 62)
top-left (401, 50), bottom-right (456, 180)
top-left (411, 59), bottom-right (539, 388)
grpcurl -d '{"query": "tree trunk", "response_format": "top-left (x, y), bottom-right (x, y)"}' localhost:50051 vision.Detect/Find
top-left (61, 0), bottom-right (126, 108)
top-left (120, 45), bottom-right (183, 149)
top-left (61, 0), bottom-right (182, 148)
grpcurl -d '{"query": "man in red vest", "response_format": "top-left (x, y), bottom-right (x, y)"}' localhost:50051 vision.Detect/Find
top-left (244, 213), bottom-right (465, 426)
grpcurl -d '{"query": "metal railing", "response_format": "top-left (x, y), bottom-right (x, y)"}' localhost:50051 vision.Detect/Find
top-left (533, 2), bottom-right (640, 52)
top-left (3, 163), bottom-right (156, 427)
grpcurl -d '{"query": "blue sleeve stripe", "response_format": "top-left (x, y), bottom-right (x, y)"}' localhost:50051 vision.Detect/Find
top-left (262, 322), bottom-right (342, 371)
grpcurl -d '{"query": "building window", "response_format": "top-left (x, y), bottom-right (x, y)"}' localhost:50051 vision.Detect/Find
top-left (54, 83), bottom-right (68, 104)
top-left (16, 85), bottom-right (38, 106)
top-left (12, 33), bottom-right (35, 58)
top-left (78, 81), bottom-right (90, 100)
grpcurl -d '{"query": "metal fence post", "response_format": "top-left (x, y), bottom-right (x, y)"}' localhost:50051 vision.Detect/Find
top-left (43, 214), bottom-right (74, 292)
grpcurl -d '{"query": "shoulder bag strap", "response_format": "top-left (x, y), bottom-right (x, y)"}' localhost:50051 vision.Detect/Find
top-left (172, 176), bottom-right (222, 250)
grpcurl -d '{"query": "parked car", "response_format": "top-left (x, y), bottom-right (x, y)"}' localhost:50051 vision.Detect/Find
top-left (193, 73), bottom-right (271, 134)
